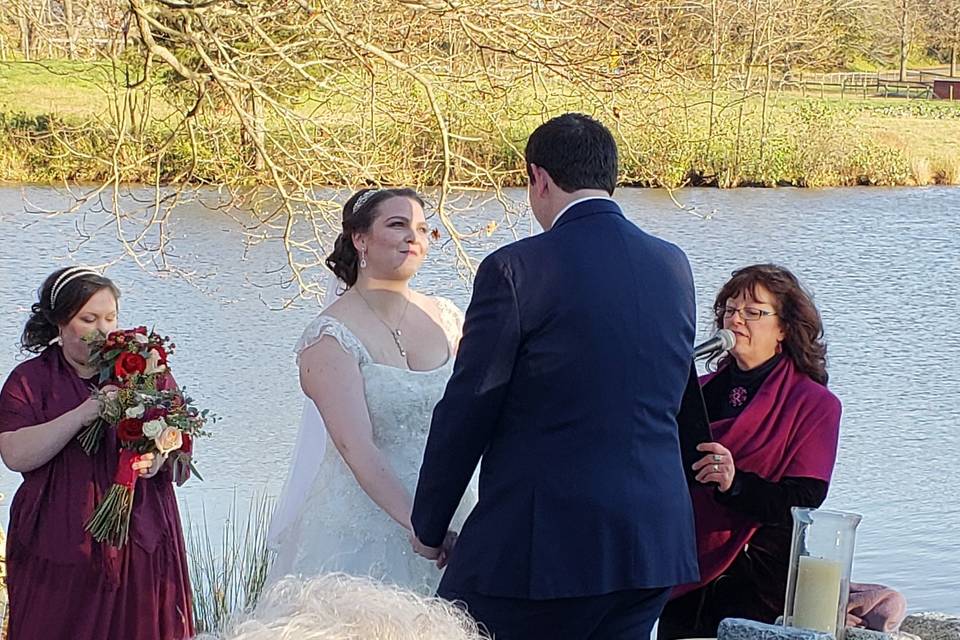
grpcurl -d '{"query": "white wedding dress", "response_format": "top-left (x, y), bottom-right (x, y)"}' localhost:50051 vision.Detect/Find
top-left (267, 298), bottom-right (477, 594)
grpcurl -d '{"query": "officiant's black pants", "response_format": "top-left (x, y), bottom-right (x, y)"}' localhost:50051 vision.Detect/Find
top-left (442, 586), bottom-right (669, 640)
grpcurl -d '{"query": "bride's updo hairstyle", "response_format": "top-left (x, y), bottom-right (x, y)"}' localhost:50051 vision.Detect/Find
top-left (325, 187), bottom-right (425, 287)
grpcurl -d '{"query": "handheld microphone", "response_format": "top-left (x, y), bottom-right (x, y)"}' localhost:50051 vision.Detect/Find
top-left (693, 329), bottom-right (736, 360)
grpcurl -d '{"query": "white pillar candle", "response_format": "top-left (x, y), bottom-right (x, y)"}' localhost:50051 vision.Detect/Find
top-left (793, 555), bottom-right (843, 633)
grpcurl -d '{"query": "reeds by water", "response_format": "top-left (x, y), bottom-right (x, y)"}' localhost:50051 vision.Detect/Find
top-left (185, 491), bottom-right (276, 635)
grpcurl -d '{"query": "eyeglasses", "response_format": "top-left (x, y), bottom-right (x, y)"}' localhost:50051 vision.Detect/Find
top-left (720, 306), bottom-right (777, 322)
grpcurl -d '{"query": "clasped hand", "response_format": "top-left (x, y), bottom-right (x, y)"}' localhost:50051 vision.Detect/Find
top-left (410, 530), bottom-right (458, 569)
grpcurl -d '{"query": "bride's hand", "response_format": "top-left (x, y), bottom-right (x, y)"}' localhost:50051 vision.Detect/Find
top-left (409, 532), bottom-right (441, 562)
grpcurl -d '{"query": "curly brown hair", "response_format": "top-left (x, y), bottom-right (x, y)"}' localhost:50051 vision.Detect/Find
top-left (712, 264), bottom-right (829, 385)
top-left (22, 268), bottom-right (120, 354)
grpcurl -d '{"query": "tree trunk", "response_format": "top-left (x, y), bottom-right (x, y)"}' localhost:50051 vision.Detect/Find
top-left (951, 45), bottom-right (957, 78)
top-left (899, 0), bottom-right (909, 83)
top-left (18, 13), bottom-right (32, 61)
top-left (63, 0), bottom-right (79, 60)
top-left (243, 92), bottom-right (266, 172)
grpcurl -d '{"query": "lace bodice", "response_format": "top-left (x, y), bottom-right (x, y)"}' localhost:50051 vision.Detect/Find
top-left (294, 296), bottom-right (464, 367)
top-left (269, 296), bottom-right (475, 593)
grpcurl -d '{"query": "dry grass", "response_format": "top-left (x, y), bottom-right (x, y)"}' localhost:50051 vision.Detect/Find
top-left (859, 115), bottom-right (960, 185)
top-left (931, 155), bottom-right (960, 185)
top-left (909, 155), bottom-right (934, 186)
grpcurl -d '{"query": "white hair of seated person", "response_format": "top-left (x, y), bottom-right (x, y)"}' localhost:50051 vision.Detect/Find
top-left (200, 574), bottom-right (487, 640)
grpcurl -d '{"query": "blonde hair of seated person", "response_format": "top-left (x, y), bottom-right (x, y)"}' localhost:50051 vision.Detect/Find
top-left (200, 574), bottom-right (487, 640)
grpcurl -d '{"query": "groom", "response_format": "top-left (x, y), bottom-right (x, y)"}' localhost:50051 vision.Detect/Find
top-left (411, 113), bottom-right (700, 639)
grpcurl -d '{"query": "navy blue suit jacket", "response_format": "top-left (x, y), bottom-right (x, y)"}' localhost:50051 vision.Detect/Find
top-left (412, 198), bottom-right (700, 600)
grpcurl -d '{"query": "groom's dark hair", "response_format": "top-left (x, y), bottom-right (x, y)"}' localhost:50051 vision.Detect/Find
top-left (525, 113), bottom-right (618, 196)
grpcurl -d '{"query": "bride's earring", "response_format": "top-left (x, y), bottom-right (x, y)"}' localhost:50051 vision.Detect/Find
top-left (360, 247), bottom-right (367, 269)
top-left (48, 334), bottom-right (63, 346)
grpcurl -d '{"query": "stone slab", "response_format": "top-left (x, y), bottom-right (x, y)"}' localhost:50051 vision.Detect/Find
top-left (845, 628), bottom-right (893, 640)
top-left (718, 618), bottom-right (835, 640)
top-left (901, 613), bottom-right (960, 640)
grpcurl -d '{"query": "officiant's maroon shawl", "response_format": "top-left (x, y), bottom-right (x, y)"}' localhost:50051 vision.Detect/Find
top-left (675, 356), bottom-right (841, 597)
top-left (0, 346), bottom-right (193, 640)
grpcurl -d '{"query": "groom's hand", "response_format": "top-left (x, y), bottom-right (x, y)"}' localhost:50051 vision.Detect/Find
top-left (436, 530), bottom-right (458, 569)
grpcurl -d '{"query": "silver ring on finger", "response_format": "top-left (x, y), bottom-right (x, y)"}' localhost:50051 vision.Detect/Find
top-left (712, 454), bottom-right (722, 463)
top-left (713, 463), bottom-right (720, 473)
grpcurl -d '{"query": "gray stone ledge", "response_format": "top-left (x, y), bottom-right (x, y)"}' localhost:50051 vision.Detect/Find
top-left (718, 618), bottom-right (834, 640)
top-left (900, 613), bottom-right (960, 640)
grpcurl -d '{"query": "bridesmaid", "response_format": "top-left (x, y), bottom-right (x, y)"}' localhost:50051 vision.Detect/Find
top-left (0, 267), bottom-right (193, 640)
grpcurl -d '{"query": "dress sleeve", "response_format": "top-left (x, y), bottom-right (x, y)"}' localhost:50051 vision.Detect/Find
top-left (715, 471), bottom-right (829, 525)
top-left (295, 315), bottom-right (371, 365)
top-left (434, 296), bottom-right (465, 351)
top-left (0, 369), bottom-right (38, 434)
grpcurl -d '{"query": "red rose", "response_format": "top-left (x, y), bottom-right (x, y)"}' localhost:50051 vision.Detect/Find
top-left (142, 407), bottom-right (168, 421)
top-left (117, 418), bottom-right (144, 442)
top-left (114, 352), bottom-right (146, 379)
top-left (135, 326), bottom-right (148, 335)
top-left (149, 345), bottom-right (168, 365)
top-left (181, 433), bottom-right (193, 455)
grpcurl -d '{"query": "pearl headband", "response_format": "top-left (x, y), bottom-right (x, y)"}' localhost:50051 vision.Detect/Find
top-left (50, 267), bottom-right (101, 310)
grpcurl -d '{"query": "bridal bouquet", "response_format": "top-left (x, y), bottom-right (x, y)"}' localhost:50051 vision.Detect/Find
top-left (81, 327), bottom-right (212, 547)
top-left (78, 326), bottom-right (172, 454)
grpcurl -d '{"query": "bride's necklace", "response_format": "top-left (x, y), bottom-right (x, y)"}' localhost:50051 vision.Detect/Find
top-left (355, 288), bottom-right (412, 360)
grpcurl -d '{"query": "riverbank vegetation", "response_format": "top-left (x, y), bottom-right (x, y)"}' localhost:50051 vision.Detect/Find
top-left (3, 60), bottom-right (959, 189)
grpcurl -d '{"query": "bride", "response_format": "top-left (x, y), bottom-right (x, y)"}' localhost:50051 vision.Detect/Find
top-left (266, 188), bottom-right (477, 594)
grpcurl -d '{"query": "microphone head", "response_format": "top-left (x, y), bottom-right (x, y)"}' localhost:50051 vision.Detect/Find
top-left (717, 329), bottom-right (736, 352)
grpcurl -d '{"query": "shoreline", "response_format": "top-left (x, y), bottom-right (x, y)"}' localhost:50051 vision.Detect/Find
top-left (3, 66), bottom-right (960, 191)
top-left (2, 180), bottom-right (959, 191)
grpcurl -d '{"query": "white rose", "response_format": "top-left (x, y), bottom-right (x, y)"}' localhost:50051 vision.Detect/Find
top-left (133, 333), bottom-right (149, 344)
top-left (144, 350), bottom-right (167, 376)
top-left (155, 427), bottom-right (183, 456)
top-left (125, 405), bottom-right (145, 419)
top-left (142, 418), bottom-right (166, 439)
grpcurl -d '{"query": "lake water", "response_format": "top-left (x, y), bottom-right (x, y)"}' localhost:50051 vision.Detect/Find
top-left (0, 185), bottom-right (957, 612)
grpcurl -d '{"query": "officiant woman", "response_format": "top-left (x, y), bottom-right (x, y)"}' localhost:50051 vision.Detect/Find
top-left (658, 264), bottom-right (842, 638)
top-left (0, 267), bottom-right (193, 640)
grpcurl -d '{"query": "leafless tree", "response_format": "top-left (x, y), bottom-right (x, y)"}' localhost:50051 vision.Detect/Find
top-left (13, 0), bottom-right (899, 297)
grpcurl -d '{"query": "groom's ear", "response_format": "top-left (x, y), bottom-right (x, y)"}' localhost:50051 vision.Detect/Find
top-left (528, 164), bottom-right (551, 197)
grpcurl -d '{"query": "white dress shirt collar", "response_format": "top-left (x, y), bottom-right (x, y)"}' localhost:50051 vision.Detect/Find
top-left (548, 195), bottom-right (617, 230)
